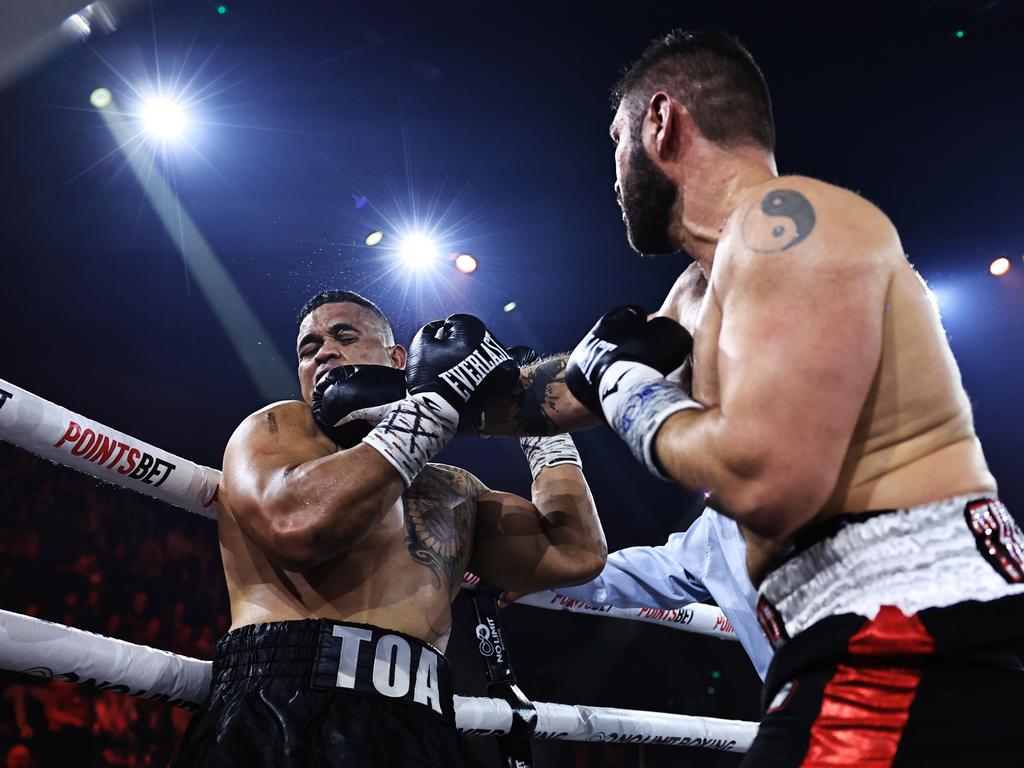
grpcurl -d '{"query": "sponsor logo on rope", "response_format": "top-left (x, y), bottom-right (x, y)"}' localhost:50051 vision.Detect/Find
top-left (638, 607), bottom-right (698, 626)
top-left (584, 731), bottom-right (737, 749)
top-left (548, 594), bottom-right (613, 613)
top-left (22, 667), bottom-right (199, 711)
top-left (712, 614), bottom-right (735, 634)
top-left (53, 420), bottom-right (176, 487)
top-left (475, 619), bottom-right (505, 664)
top-left (0, 387), bottom-right (13, 412)
top-left (438, 332), bottom-right (513, 402)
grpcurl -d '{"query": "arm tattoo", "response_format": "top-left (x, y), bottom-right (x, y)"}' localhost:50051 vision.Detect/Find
top-left (740, 189), bottom-right (816, 253)
top-left (516, 356), bottom-right (567, 436)
top-left (403, 466), bottom-right (475, 593)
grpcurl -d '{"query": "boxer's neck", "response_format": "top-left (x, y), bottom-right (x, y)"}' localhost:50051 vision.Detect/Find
top-left (674, 144), bottom-right (777, 274)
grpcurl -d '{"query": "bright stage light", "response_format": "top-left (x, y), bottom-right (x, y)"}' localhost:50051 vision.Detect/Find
top-left (365, 230), bottom-right (384, 247)
top-left (454, 253), bottom-right (478, 274)
top-left (990, 257), bottom-right (1010, 277)
top-left (397, 232), bottom-right (438, 270)
top-left (62, 13), bottom-right (92, 39)
top-left (90, 88), bottom-right (112, 109)
top-left (141, 98), bottom-right (187, 140)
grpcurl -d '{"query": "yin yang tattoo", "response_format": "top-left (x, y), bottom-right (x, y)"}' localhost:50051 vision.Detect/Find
top-left (740, 189), bottom-right (817, 253)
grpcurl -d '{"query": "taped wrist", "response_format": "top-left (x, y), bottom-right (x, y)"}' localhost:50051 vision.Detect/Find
top-left (361, 393), bottom-right (459, 486)
top-left (519, 434), bottom-right (581, 480)
top-left (598, 360), bottom-right (702, 481)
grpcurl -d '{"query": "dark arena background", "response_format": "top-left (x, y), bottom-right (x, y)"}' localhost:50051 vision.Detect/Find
top-left (1, 0), bottom-right (1022, 765)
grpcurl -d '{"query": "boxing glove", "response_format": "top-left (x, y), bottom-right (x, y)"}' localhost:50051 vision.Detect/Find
top-left (405, 314), bottom-right (519, 427)
top-left (567, 305), bottom-right (700, 480)
top-left (566, 305), bottom-right (692, 419)
top-left (311, 365), bottom-right (407, 448)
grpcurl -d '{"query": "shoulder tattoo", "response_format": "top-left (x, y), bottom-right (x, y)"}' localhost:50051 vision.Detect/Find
top-left (403, 466), bottom-right (476, 592)
top-left (740, 189), bottom-right (816, 253)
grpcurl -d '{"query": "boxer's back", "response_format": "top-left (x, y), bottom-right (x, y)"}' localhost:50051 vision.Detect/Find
top-left (219, 402), bottom-right (478, 652)
top-left (823, 256), bottom-right (995, 514)
top-left (674, 176), bottom-right (995, 578)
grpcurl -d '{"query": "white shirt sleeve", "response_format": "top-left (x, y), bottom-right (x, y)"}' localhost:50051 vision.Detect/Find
top-left (556, 512), bottom-right (714, 608)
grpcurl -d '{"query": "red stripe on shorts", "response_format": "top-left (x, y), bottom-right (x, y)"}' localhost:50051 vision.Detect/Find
top-left (800, 606), bottom-right (934, 767)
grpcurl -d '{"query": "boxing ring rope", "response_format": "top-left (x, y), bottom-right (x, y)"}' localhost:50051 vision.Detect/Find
top-left (463, 573), bottom-right (738, 640)
top-left (0, 608), bottom-right (756, 752)
top-left (0, 376), bottom-right (756, 752)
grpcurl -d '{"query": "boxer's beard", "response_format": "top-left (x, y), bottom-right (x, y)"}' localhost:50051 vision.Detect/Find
top-left (619, 140), bottom-right (679, 256)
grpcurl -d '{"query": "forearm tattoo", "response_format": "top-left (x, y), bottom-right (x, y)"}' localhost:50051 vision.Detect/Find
top-left (480, 355), bottom-right (568, 437)
top-left (740, 189), bottom-right (817, 253)
top-left (403, 466), bottom-right (475, 593)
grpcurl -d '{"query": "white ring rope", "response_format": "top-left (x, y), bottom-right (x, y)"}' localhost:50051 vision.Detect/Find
top-left (0, 375), bottom-right (738, 642)
top-left (461, 573), bottom-right (737, 641)
top-left (0, 378), bottom-right (220, 518)
top-left (0, 609), bottom-right (757, 752)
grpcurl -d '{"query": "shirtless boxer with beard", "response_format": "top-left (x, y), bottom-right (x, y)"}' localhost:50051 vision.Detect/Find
top-left (474, 30), bottom-right (1024, 766)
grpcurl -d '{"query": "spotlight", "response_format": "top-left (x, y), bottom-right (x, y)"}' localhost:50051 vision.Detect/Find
top-left (141, 98), bottom-right (187, 140)
top-left (397, 232), bottom-right (438, 270)
top-left (90, 88), bottom-right (112, 109)
top-left (365, 230), bottom-right (384, 247)
top-left (454, 253), bottom-right (478, 274)
top-left (990, 257), bottom-right (1010, 277)
top-left (62, 13), bottom-right (92, 39)
top-left (503, 301), bottom-right (517, 313)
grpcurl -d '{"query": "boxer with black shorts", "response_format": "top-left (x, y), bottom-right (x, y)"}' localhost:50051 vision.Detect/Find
top-left (481, 31), bottom-right (1024, 765)
top-left (172, 290), bottom-right (606, 766)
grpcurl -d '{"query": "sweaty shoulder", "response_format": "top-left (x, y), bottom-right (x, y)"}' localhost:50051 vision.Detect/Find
top-left (224, 400), bottom-right (336, 473)
top-left (718, 175), bottom-right (902, 280)
top-left (228, 400), bottom-right (322, 448)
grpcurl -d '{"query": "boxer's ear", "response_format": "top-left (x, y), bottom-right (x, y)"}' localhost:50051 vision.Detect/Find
top-left (390, 344), bottom-right (407, 370)
top-left (646, 91), bottom-right (688, 161)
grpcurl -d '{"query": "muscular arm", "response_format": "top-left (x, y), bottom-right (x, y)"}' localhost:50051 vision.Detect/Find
top-left (481, 355), bottom-right (600, 436)
top-left (467, 463), bottom-right (606, 593)
top-left (222, 401), bottom-right (405, 571)
top-left (653, 183), bottom-right (893, 539)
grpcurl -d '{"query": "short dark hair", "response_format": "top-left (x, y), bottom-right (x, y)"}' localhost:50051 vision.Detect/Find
top-left (297, 290), bottom-right (393, 342)
top-left (612, 30), bottom-right (774, 152)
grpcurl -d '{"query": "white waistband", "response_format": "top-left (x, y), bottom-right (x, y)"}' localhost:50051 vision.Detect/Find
top-left (758, 495), bottom-right (1024, 639)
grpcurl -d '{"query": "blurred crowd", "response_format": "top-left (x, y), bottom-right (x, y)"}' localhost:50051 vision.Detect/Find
top-left (0, 446), bottom-right (228, 767)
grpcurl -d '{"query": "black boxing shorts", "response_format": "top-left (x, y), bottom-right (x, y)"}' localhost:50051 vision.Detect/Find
top-left (170, 619), bottom-right (477, 767)
top-left (743, 495), bottom-right (1024, 767)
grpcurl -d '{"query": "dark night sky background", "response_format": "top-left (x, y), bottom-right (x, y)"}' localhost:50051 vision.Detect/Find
top-left (1, 0), bottom-right (1022, 761)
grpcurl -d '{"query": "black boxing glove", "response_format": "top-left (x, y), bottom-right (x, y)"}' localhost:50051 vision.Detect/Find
top-left (566, 305), bottom-right (700, 480)
top-left (361, 316), bottom-right (516, 487)
top-left (405, 314), bottom-right (519, 427)
top-left (311, 365), bottom-right (407, 448)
